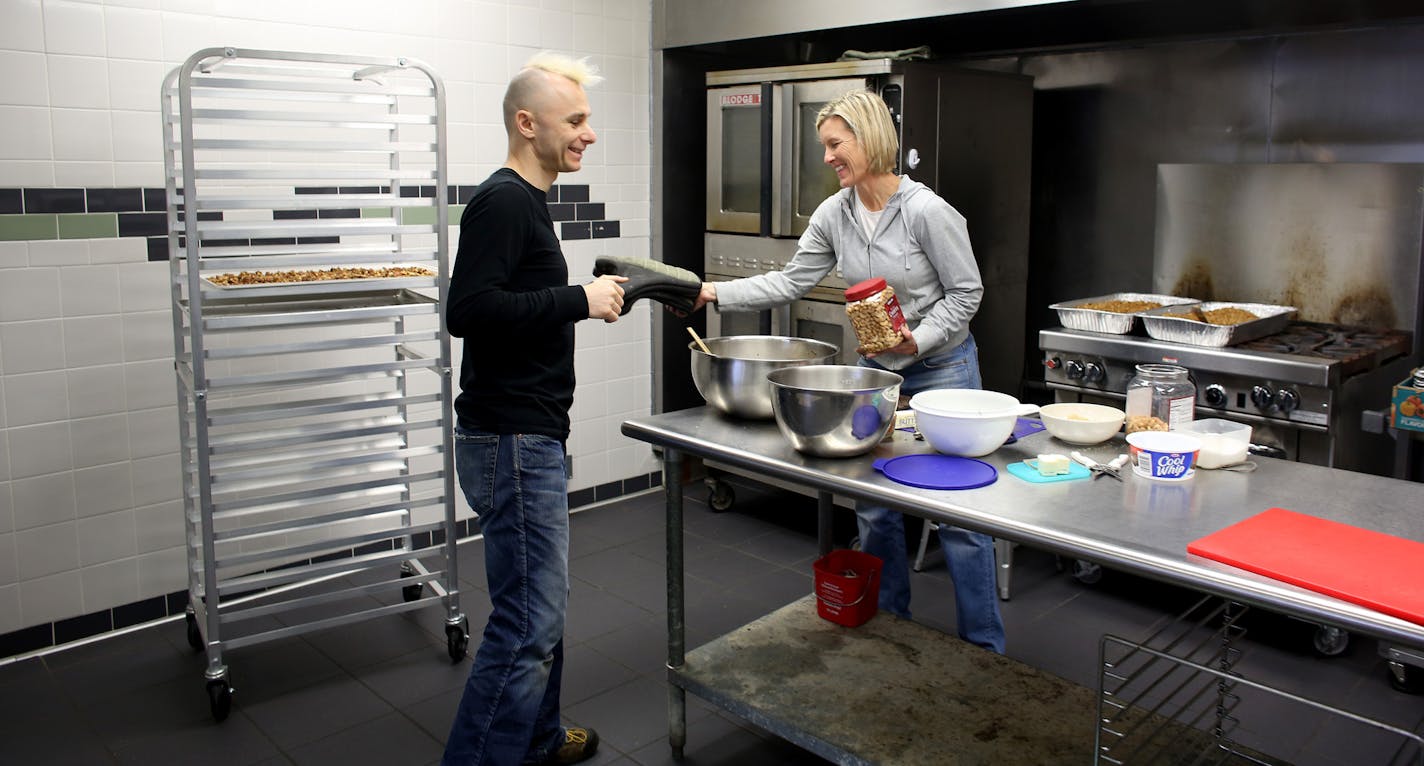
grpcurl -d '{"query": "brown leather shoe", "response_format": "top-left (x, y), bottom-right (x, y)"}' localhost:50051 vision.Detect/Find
top-left (542, 727), bottom-right (599, 765)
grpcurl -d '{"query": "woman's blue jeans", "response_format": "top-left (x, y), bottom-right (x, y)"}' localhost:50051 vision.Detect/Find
top-left (857, 335), bottom-right (1006, 653)
top-left (443, 429), bottom-right (569, 766)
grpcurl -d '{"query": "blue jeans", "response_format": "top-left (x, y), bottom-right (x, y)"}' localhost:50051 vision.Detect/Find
top-left (857, 335), bottom-right (1006, 653)
top-left (443, 429), bottom-right (570, 766)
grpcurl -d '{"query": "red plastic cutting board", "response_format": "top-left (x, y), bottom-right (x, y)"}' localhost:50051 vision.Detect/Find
top-left (1187, 507), bottom-right (1424, 626)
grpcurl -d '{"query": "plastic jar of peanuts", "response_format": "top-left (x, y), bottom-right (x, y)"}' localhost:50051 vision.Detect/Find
top-left (845, 277), bottom-right (906, 354)
top-left (1125, 363), bottom-right (1195, 433)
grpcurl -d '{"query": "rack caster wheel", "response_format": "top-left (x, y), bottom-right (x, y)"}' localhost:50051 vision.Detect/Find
top-left (185, 611), bottom-right (202, 651)
top-left (400, 567), bottom-right (424, 603)
top-left (446, 618), bottom-right (470, 663)
top-left (207, 679), bottom-right (233, 722)
top-left (1072, 560), bottom-right (1103, 585)
top-left (1312, 625), bottom-right (1350, 657)
top-left (707, 480), bottom-right (734, 512)
top-left (1388, 661), bottom-right (1424, 694)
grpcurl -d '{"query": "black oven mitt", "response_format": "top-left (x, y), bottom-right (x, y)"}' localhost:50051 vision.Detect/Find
top-left (592, 257), bottom-right (702, 316)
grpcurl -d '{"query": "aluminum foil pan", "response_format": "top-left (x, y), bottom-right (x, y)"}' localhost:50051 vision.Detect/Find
top-left (1140, 302), bottom-right (1297, 347)
top-left (1049, 293), bottom-right (1199, 335)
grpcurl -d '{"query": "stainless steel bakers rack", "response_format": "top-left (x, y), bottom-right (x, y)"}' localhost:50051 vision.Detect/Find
top-left (1097, 597), bottom-right (1424, 765)
top-left (162, 47), bottom-right (465, 721)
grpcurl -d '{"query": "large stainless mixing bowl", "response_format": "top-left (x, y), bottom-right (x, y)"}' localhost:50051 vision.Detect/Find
top-left (768, 365), bottom-right (903, 457)
top-left (690, 336), bottom-right (839, 419)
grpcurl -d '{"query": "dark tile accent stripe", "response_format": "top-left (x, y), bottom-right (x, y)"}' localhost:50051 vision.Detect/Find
top-left (25, 188), bottom-right (85, 213)
top-left (0, 188), bottom-right (22, 214)
top-left (0, 624), bottom-right (52, 658)
top-left (556, 184), bottom-right (589, 203)
top-left (7, 184), bottom-right (625, 249)
top-left (113, 596), bottom-right (167, 629)
top-left (0, 471), bottom-right (661, 660)
top-left (146, 237), bottom-right (168, 261)
top-left (54, 610), bottom-right (113, 645)
top-left (118, 212), bottom-right (165, 237)
top-left (568, 487), bottom-right (595, 509)
top-left (87, 188), bottom-right (144, 213)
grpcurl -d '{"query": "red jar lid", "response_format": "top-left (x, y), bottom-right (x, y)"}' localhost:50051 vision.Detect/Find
top-left (845, 277), bottom-right (888, 302)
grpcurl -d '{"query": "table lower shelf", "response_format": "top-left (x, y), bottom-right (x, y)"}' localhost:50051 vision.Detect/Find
top-left (670, 595), bottom-right (1287, 765)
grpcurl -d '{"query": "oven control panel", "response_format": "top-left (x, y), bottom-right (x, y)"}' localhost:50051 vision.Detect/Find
top-left (1042, 353), bottom-right (1332, 426)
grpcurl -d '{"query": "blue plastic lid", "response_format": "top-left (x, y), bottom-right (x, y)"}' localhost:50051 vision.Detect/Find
top-left (872, 454), bottom-right (998, 490)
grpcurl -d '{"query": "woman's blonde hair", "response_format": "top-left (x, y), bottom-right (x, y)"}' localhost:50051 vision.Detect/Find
top-left (815, 89), bottom-right (899, 175)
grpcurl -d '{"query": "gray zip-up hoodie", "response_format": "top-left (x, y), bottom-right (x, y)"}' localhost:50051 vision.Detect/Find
top-left (713, 175), bottom-right (983, 370)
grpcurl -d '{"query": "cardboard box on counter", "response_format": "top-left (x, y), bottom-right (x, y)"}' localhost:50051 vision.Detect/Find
top-left (1392, 371), bottom-right (1424, 434)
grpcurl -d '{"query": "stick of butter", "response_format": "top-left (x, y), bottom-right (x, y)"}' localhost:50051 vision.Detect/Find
top-left (1036, 453), bottom-right (1070, 476)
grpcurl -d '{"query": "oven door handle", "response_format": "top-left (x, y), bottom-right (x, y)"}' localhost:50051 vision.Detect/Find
top-left (1248, 443), bottom-right (1288, 459)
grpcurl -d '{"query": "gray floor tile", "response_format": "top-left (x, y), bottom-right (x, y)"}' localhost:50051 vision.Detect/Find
top-left (561, 642), bottom-right (642, 706)
top-left (355, 646), bottom-right (474, 708)
top-left (305, 612), bottom-right (442, 669)
top-left (561, 676), bottom-right (719, 755)
top-left (242, 672), bottom-right (393, 750)
top-left (286, 711), bottom-right (443, 766)
top-left (110, 711), bottom-right (278, 766)
top-left (565, 578), bottom-right (660, 643)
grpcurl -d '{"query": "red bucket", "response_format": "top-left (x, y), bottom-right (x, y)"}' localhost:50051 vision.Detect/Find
top-left (813, 549), bottom-right (883, 627)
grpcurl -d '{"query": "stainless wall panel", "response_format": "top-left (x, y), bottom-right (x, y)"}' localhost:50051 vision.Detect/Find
top-left (1270, 27), bottom-right (1424, 163)
top-left (1020, 40), bottom-right (1275, 321)
top-left (1152, 163), bottom-right (1424, 339)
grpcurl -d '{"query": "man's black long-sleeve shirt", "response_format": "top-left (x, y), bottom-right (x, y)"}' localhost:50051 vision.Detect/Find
top-left (446, 168), bottom-right (588, 441)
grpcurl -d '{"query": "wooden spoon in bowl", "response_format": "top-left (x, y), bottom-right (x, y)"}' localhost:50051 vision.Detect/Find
top-left (686, 326), bottom-right (712, 355)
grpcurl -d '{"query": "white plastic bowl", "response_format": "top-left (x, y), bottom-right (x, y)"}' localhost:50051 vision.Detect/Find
top-left (909, 389), bottom-right (1039, 457)
top-left (1180, 418), bottom-right (1252, 469)
top-left (1038, 402), bottom-right (1125, 445)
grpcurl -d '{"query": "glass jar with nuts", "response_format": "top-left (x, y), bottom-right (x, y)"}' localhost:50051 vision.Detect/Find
top-left (1126, 363), bottom-right (1195, 433)
top-left (845, 277), bottom-right (906, 355)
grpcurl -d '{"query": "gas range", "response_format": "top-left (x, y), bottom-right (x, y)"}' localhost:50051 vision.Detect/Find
top-left (1039, 321), bottom-right (1416, 471)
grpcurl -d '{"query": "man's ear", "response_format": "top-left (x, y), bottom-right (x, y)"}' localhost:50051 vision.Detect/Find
top-left (514, 109), bottom-right (536, 139)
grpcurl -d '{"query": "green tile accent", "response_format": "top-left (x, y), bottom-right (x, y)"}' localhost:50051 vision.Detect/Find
top-left (59, 213), bottom-right (119, 239)
top-left (400, 206), bottom-right (437, 226)
top-left (0, 214), bottom-right (58, 241)
top-left (452, 204), bottom-right (464, 219)
top-left (361, 207), bottom-right (393, 219)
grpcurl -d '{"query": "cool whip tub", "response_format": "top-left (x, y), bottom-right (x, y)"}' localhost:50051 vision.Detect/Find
top-left (1126, 431), bottom-right (1202, 481)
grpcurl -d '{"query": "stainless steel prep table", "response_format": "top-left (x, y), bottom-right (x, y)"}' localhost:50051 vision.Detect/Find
top-left (622, 406), bottom-right (1424, 762)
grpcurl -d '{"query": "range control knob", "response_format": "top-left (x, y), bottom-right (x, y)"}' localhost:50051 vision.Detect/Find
top-left (1083, 362), bottom-right (1105, 383)
top-left (1043, 356), bottom-right (1061, 370)
top-left (1275, 388), bottom-right (1299, 413)
top-left (1250, 385), bottom-right (1275, 410)
top-left (1203, 384), bottom-right (1228, 408)
top-left (1064, 360), bottom-right (1085, 380)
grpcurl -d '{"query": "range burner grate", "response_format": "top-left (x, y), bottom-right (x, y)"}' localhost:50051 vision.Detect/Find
top-left (1235, 321), bottom-right (1410, 372)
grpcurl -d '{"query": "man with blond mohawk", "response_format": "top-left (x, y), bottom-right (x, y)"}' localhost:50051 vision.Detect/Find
top-left (442, 51), bottom-right (622, 766)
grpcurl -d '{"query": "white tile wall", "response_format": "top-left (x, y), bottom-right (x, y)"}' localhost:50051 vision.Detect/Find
top-left (0, 0), bottom-right (654, 642)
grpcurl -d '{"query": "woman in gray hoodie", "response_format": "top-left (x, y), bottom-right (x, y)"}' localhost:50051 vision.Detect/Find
top-left (691, 89), bottom-right (1005, 653)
